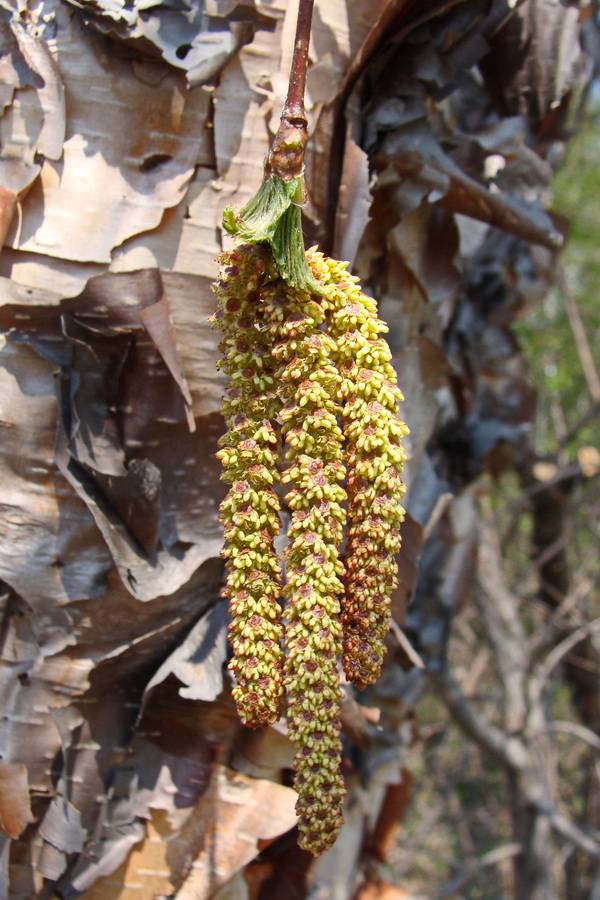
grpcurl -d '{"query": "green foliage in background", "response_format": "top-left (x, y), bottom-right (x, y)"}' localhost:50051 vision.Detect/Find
top-left (516, 108), bottom-right (600, 458)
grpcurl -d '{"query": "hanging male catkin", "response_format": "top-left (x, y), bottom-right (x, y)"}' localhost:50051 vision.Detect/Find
top-left (212, 243), bottom-right (408, 854)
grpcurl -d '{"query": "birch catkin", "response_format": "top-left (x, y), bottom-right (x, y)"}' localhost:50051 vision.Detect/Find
top-left (309, 250), bottom-right (409, 689)
top-left (212, 243), bottom-right (408, 854)
top-left (264, 279), bottom-right (347, 854)
top-left (212, 247), bottom-right (285, 728)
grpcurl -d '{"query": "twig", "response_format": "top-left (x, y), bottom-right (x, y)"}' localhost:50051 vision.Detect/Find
top-left (423, 492), bottom-right (453, 541)
top-left (393, 796), bottom-right (447, 878)
top-left (530, 617), bottom-right (600, 702)
top-left (282, 0), bottom-right (313, 122)
top-left (546, 720), bottom-right (600, 753)
top-left (265, 0), bottom-right (314, 181)
top-left (558, 400), bottom-right (600, 451)
top-left (591, 871), bottom-right (600, 900)
top-left (550, 386), bottom-right (568, 446)
top-left (559, 266), bottom-right (600, 403)
top-left (431, 669), bottom-right (529, 772)
top-left (541, 804), bottom-right (600, 859)
top-left (437, 664), bottom-right (600, 860)
top-left (475, 517), bottom-right (528, 731)
top-left (388, 618), bottom-right (425, 668)
top-left (528, 531), bottom-right (571, 575)
top-left (461, 646), bottom-right (491, 696)
top-left (498, 461), bottom-right (580, 535)
top-left (527, 462), bottom-right (581, 497)
top-left (433, 842), bottom-right (522, 898)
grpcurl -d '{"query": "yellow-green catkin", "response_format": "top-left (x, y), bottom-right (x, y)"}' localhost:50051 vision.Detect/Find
top-left (212, 240), bottom-right (408, 856)
top-left (308, 250), bottom-right (409, 690)
top-left (263, 279), bottom-right (348, 855)
top-left (211, 246), bottom-right (286, 728)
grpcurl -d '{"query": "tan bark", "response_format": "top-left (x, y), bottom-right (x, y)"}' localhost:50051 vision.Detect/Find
top-left (0, 0), bottom-right (595, 897)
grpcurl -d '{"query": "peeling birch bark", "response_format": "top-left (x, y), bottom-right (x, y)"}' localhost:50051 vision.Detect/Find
top-left (0, 0), bottom-right (595, 896)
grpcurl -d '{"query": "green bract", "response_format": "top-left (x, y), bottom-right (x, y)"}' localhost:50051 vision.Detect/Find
top-left (224, 176), bottom-right (323, 295)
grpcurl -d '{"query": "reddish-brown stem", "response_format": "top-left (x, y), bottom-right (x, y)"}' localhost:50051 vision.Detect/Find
top-left (265, 0), bottom-right (315, 181)
top-left (283, 0), bottom-right (314, 121)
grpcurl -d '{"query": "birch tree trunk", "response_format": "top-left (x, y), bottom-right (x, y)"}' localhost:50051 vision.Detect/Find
top-left (0, 1), bottom-right (595, 898)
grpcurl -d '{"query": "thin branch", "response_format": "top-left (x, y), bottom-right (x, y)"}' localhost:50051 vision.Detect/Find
top-left (393, 796), bottom-right (447, 878)
top-left (433, 843), bottom-right (522, 898)
top-left (590, 871), bottom-right (600, 900)
top-left (282, 0), bottom-right (314, 122)
top-left (431, 669), bottom-right (529, 772)
top-left (523, 462), bottom-right (580, 499)
top-left (265, 0), bottom-right (314, 181)
top-left (476, 517), bottom-right (528, 732)
top-left (558, 400), bottom-right (600, 451)
top-left (477, 518), bottom-right (526, 646)
top-left (529, 531), bottom-right (571, 576)
top-left (559, 266), bottom-right (600, 403)
top-left (550, 384), bottom-right (568, 446)
top-left (541, 804), bottom-right (600, 859)
top-left (388, 618), bottom-right (425, 668)
top-left (422, 668), bottom-right (600, 876)
top-left (461, 646), bottom-right (491, 696)
top-left (423, 492), bottom-right (453, 541)
top-left (546, 720), bottom-right (600, 753)
top-left (530, 617), bottom-right (600, 703)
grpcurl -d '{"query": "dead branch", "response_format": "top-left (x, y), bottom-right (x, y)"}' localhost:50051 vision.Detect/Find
top-left (559, 266), bottom-right (600, 403)
top-left (530, 617), bottom-right (600, 703)
top-left (476, 516), bottom-right (528, 732)
top-left (540, 805), bottom-right (600, 859)
top-left (430, 669), bottom-right (529, 772)
top-left (558, 400), bottom-right (600, 451)
top-left (433, 842), bottom-right (522, 899)
top-left (547, 721), bottom-right (600, 753)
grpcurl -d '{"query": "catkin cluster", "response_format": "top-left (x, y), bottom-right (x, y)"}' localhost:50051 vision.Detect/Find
top-left (212, 243), bottom-right (408, 855)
